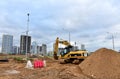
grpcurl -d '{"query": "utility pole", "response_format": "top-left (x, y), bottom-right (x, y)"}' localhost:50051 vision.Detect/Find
top-left (26, 13), bottom-right (29, 59)
top-left (111, 34), bottom-right (115, 50)
top-left (107, 32), bottom-right (115, 50)
top-left (69, 32), bottom-right (70, 43)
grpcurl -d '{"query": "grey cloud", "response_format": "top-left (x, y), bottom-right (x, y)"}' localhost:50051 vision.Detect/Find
top-left (0, 0), bottom-right (120, 51)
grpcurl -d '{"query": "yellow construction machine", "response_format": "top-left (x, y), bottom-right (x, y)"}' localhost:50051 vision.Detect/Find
top-left (53, 37), bottom-right (88, 64)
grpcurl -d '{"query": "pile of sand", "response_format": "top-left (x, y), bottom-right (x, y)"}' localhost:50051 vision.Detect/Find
top-left (79, 48), bottom-right (120, 79)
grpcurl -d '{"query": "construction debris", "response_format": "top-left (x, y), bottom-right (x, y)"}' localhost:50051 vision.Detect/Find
top-left (25, 60), bottom-right (33, 69)
top-left (4, 70), bottom-right (20, 75)
top-left (0, 59), bottom-right (8, 62)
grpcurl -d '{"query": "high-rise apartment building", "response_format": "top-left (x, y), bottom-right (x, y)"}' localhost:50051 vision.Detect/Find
top-left (31, 41), bottom-right (38, 55)
top-left (41, 44), bottom-right (47, 56)
top-left (20, 35), bottom-right (31, 54)
top-left (37, 46), bottom-right (41, 54)
top-left (13, 46), bottom-right (19, 54)
top-left (1, 34), bottom-right (13, 54)
top-left (81, 44), bottom-right (86, 50)
top-left (37, 44), bottom-right (47, 56)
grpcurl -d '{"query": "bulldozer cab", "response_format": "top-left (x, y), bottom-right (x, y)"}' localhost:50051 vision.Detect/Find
top-left (60, 45), bottom-right (73, 57)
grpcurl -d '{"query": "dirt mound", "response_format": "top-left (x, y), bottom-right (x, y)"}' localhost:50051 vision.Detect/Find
top-left (79, 48), bottom-right (120, 79)
top-left (58, 65), bottom-right (92, 79)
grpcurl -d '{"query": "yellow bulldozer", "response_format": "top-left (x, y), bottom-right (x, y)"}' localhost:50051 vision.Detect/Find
top-left (53, 37), bottom-right (88, 64)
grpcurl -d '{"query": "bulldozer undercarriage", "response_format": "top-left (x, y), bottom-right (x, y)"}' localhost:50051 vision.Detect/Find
top-left (59, 59), bottom-right (84, 64)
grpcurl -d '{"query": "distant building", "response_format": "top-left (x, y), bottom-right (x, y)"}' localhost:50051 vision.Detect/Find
top-left (81, 44), bottom-right (86, 50)
top-left (13, 46), bottom-right (19, 54)
top-left (42, 44), bottom-right (47, 56)
top-left (36, 44), bottom-right (47, 56)
top-left (31, 41), bottom-right (38, 55)
top-left (17, 47), bottom-right (20, 54)
top-left (36, 46), bottom-right (39, 54)
top-left (72, 46), bottom-right (79, 51)
top-left (20, 35), bottom-right (31, 54)
top-left (48, 51), bottom-right (53, 56)
top-left (1, 34), bottom-right (13, 54)
top-left (39, 46), bottom-right (42, 55)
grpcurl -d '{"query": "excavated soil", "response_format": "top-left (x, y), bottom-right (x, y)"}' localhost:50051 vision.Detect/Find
top-left (79, 48), bottom-right (120, 79)
top-left (1, 48), bottom-right (120, 79)
top-left (0, 57), bottom-right (92, 79)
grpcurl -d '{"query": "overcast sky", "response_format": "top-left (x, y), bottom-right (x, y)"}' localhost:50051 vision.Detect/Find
top-left (0, 0), bottom-right (120, 52)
